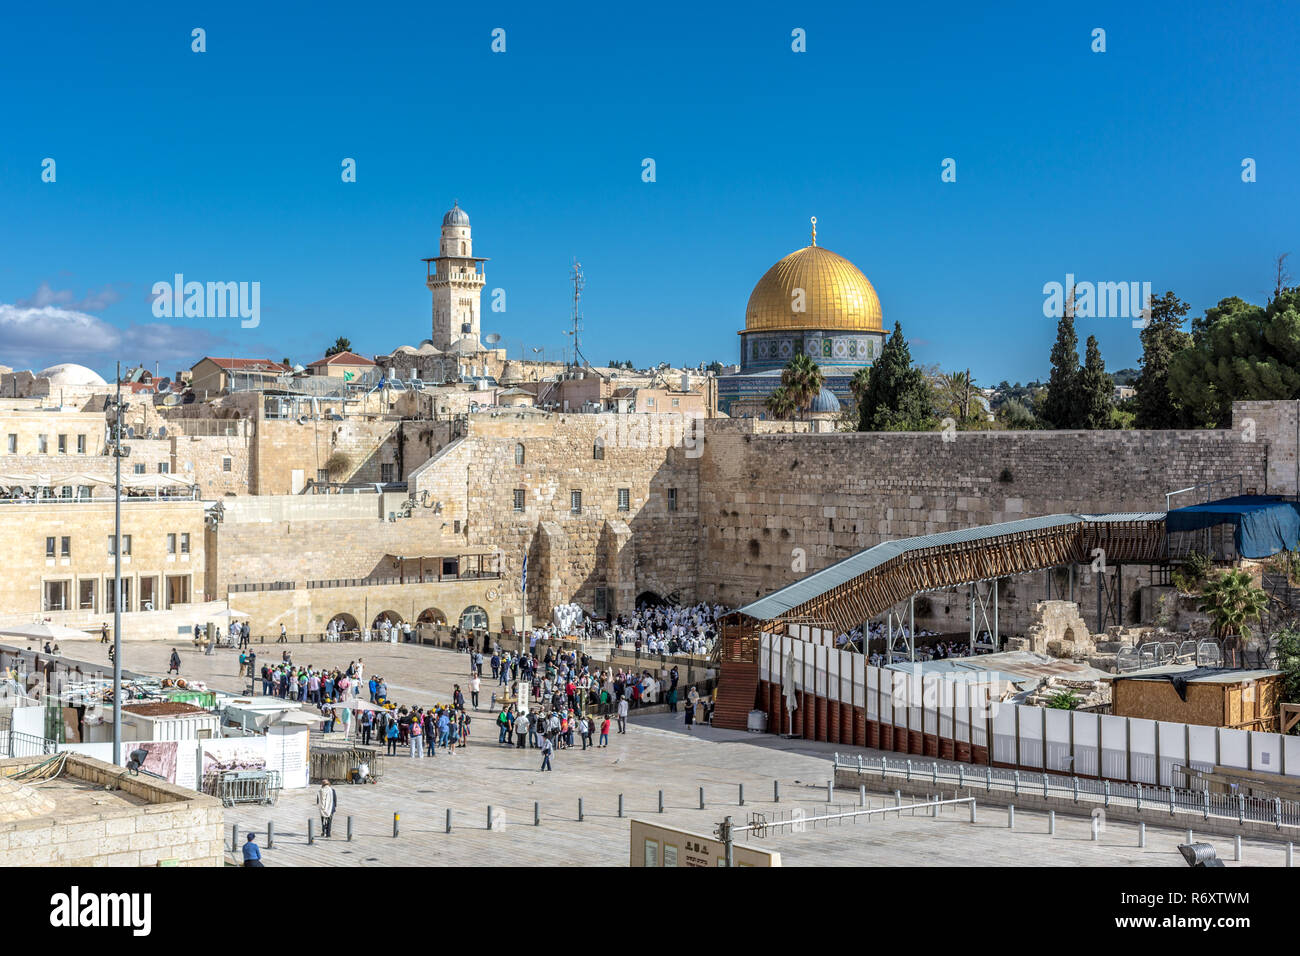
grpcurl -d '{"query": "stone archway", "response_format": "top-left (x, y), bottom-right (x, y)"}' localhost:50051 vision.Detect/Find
top-left (636, 590), bottom-right (668, 609)
top-left (327, 612), bottom-right (359, 635)
top-left (372, 610), bottom-right (404, 629)
top-left (458, 605), bottom-right (488, 630)
top-left (418, 607), bottom-right (448, 625)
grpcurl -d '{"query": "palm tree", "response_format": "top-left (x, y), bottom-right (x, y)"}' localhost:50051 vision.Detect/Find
top-left (764, 385), bottom-right (797, 421)
top-left (1198, 569), bottom-right (1269, 667)
top-left (780, 353), bottom-right (825, 419)
top-left (931, 369), bottom-right (974, 422)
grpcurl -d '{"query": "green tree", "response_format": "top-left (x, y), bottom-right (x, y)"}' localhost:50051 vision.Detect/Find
top-left (996, 397), bottom-right (1037, 429)
top-left (780, 352), bottom-right (825, 420)
top-left (857, 322), bottom-right (934, 431)
top-left (1078, 335), bottom-right (1114, 429)
top-left (764, 385), bottom-right (796, 421)
top-left (1274, 628), bottom-right (1300, 714)
top-left (325, 336), bottom-right (352, 357)
top-left (1042, 311), bottom-right (1081, 428)
top-left (1168, 289), bottom-right (1300, 427)
top-left (1198, 569), bottom-right (1269, 667)
top-left (931, 369), bottom-right (976, 423)
top-left (1134, 291), bottom-right (1193, 428)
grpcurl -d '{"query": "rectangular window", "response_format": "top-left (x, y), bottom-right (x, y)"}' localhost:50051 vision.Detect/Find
top-left (513, 488), bottom-right (525, 512)
top-left (316, 469), bottom-right (329, 484)
top-left (133, 463), bottom-right (146, 475)
top-left (570, 490), bottom-right (582, 515)
top-left (37, 435), bottom-right (48, 453)
top-left (167, 533), bottom-right (177, 554)
top-left (106, 577), bottom-right (132, 613)
top-left (158, 462), bottom-right (170, 474)
top-left (46, 536), bottom-right (56, 558)
top-left (645, 397), bottom-right (655, 407)
top-left (380, 463), bottom-right (396, 483)
top-left (6, 434), bottom-right (15, 454)
top-left (180, 533), bottom-right (190, 554)
top-left (43, 580), bottom-right (69, 612)
top-left (61, 536), bottom-right (71, 558)
top-left (122, 534), bottom-right (131, 556)
top-left (618, 488), bottom-right (630, 512)
top-left (139, 576), bottom-right (157, 611)
top-left (668, 488), bottom-right (678, 512)
top-left (671, 397), bottom-right (680, 407)
top-left (57, 434), bottom-right (67, 454)
top-left (77, 434), bottom-right (86, 454)
top-left (79, 579), bottom-right (96, 611)
top-left (166, 575), bottom-right (190, 608)
top-left (224, 457), bottom-right (233, 472)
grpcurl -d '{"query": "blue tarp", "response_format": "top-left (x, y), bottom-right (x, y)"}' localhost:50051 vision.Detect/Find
top-left (1165, 496), bottom-right (1300, 559)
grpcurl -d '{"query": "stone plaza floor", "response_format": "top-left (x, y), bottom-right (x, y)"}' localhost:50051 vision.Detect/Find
top-left (51, 639), bottom-right (1295, 866)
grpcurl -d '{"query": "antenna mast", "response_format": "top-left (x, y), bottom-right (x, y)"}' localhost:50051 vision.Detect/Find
top-left (568, 258), bottom-right (585, 368)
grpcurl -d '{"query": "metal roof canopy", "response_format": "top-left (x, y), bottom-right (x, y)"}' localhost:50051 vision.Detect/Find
top-left (731, 512), bottom-right (1167, 636)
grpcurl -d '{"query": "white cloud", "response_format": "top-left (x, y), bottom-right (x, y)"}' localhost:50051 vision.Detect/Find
top-left (0, 303), bottom-right (238, 370)
top-left (17, 281), bottom-right (124, 313)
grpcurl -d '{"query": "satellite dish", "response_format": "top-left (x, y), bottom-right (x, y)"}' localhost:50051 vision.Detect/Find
top-left (484, 333), bottom-right (501, 346)
top-left (162, 394), bottom-right (182, 407)
top-left (155, 379), bottom-right (171, 394)
top-left (292, 364), bottom-right (306, 375)
top-left (182, 392), bottom-right (196, 404)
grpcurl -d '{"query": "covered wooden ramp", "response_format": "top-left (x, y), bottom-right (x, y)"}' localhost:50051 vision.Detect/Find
top-left (712, 513), bottom-right (1166, 731)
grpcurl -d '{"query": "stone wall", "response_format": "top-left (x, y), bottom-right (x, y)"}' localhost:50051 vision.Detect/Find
top-left (1234, 400), bottom-right (1300, 496)
top-left (697, 426), bottom-right (1271, 629)
top-left (0, 753), bottom-right (224, 866)
top-left (410, 412), bottom-right (701, 618)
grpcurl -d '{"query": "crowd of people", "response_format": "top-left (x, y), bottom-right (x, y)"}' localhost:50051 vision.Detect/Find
top-left (527, 601), bottom-right (727, 658)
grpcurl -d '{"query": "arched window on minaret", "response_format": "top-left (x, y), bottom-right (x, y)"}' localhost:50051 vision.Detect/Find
top-left (460, 241), bottom-right (466, 255)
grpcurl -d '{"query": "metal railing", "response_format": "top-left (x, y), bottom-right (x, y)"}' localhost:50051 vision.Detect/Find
top-left (831, 753), bottom-right (1300, 830)
top-left (3, 730), bottom-right (58, 758)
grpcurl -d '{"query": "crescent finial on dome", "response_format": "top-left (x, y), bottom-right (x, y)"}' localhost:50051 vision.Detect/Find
top-left (810, 216), bottom-right (817, 247)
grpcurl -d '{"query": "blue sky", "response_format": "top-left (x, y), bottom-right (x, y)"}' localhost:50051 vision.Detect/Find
top-left (1, 0), bottom-right (1296, 383)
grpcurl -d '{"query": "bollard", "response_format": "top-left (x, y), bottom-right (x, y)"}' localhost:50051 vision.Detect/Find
top-left (445, 808), bottom-right (451, 833)
top-left (699, 786), bottom-right (705, 810)
top-left (534, 801), bottom-right (540, 827)
top-left (487, 806), bottom-right (494, 830)
top-left (1289, 843), bottom-right (1294, 867)
top-left (659, 790), bottom-right (664, 814)
top-left (1138, 822), bottom-right (1146, 848)
top-left (231, 824), bottom-right (239, 853)
top-left (894, 790), bottom-right (902, 818)
top-left (774, 780), bottom-right (781, 803)
top-left (618, 794), bottom-right (624, 818)
top-left (578, 798), bottom-right (584, 822)
top-left (393, 812), bottom-right (400, 838)
top-left (827, 780), bottom-right (833, 803)
top-left (347, 815), bottom-right (353, 842)
top-left (1186, 828), bottom-right (1193, 845)
top-left (1091, 816), bottom-right (1101, 842)
top-left (859, 784), bottom-right (867, 808)
top-left (931, 795), bottom-right (938, 818)
top-left (267, 820), bottom-right (274, 849)
top-left (308, 818), bottom-right (314, 845)
top-left (1008, 805), bottom-right (1015, 829)
top-left (969, 799), bottom-right (977, 824)
top-left (739, 784), bottom-right (744, 807)
top-left (1234, 834), bottom-right (1242, 862)
top-left (1049, 810), bottom-right (1055, 836)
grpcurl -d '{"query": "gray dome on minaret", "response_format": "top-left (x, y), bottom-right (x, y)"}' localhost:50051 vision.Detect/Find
top-left (442, 203), bottom-right (470, 227)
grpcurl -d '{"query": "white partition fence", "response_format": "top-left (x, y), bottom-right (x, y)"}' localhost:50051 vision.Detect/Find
top-left (758, 632), bottom-right (1300, 787)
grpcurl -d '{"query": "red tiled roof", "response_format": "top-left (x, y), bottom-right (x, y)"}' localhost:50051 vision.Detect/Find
top-left (197, 357), bottom-right (290, 372)
top-left (307, 351), bottom-right (376, 367)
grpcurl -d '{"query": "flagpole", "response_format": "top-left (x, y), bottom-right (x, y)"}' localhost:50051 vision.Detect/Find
top-left (112, 361), bottom-right (123, 766)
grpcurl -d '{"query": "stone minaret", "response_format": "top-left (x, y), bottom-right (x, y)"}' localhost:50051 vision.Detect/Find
top-left (424, 202), bottom-right (488, 351)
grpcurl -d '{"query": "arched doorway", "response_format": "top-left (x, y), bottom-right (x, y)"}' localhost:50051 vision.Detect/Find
top-left (372, 610), bottom-right (403, 629)
top-left (636, 591), bottom-right (668, 610)
top-left (458, 605), bottom-right (488, 631)
top-left (327, 612), bottom-right (359, 637)
top-left (418, 607), bottom-right (448, 625)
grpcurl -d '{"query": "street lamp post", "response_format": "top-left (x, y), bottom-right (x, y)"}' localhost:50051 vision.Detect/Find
top-left (112, 362), bottom-right (123, 765)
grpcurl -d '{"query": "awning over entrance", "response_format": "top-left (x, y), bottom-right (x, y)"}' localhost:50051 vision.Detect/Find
top-left (1165, 496), bottom-right (1300, 559)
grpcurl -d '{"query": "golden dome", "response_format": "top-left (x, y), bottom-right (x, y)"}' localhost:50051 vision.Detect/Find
top-left (743, 244), bottom-right (882, 334)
